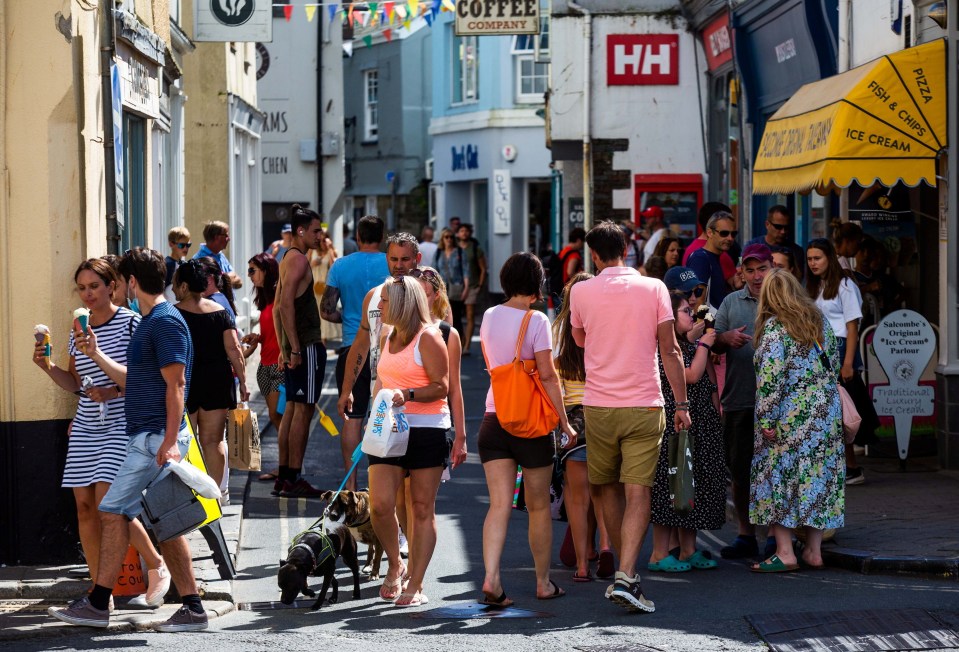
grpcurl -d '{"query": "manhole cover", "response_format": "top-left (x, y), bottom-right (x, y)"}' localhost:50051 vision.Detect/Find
top-left (411, 602), bottom-right (552, 619)
top-left (748, 608), bottom-right (959, 652)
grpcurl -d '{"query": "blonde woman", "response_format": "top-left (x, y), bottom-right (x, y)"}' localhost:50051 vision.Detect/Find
top-left (368, 276), bottom-right (450, 607)
top-left (310, 230), bottom-right (340, 341)
top-left (751, 268), bottom-right (844, 572)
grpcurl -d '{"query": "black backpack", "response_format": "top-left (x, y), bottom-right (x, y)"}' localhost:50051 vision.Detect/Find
top-left (546, 248), bottom-right (575, 295)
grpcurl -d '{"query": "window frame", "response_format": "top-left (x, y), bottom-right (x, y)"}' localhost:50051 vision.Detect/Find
top-left (451, 33), bottom-right (479, 106)
top-left (363, 69), bottom-right (379, 142)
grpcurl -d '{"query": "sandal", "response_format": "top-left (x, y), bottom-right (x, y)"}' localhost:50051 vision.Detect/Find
top-left (379, 565), bottom-right (407, 601)
top-left (647, 554), bottom-right (691, 573)
top-left (394, 591), bottom-right (429, 607)
top-left (536, 579), bottom-right (566, 600)
top-left (479, 590), bottom-right (513, 608)
top-left (258, 471), bottom-right (278, 481)
top-left (682, 550), bottom-right (718, 570)
top-left (750, 554), bottom-right (799, 573)
top-left (572, 570), bottom-right (594, 582)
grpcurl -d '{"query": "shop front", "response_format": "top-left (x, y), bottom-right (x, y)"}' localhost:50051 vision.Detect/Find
top-left (751, 39), bottom-right (945, 458)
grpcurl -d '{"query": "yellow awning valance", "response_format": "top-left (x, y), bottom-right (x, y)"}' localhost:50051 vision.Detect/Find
top-left (752, 39), bottom-right (946, 195)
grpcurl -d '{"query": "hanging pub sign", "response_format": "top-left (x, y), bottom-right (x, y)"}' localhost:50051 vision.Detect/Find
top-left (194, 0), bottom-right (273, 42)
top-left (455, 0), bottom-right (540, 36)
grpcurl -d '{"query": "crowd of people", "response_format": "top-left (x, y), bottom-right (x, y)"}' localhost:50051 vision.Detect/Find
top-left (39, 201), bottom-right (887, 628)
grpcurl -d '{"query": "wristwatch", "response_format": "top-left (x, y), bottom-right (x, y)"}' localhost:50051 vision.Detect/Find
top-left (407, 388), bottom-right (415, 402)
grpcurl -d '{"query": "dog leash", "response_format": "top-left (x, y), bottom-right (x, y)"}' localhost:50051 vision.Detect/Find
top-left (296, 443), bottom-right (365, 536)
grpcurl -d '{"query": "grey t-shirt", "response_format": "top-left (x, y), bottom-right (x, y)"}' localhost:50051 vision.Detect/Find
top-left (714, 288), bottom-right (759, 412)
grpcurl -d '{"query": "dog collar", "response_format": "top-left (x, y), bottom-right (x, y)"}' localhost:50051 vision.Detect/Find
top-left (348, 515), bottom-right (371, 528)
top-left (291, 542), bottom-right (317, 572)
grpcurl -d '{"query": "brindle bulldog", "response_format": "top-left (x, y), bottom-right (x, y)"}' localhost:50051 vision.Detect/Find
top-left (321, 489), bottom-right (385, 580)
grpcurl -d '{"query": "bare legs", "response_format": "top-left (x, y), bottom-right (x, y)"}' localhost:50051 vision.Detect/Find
top-left (650, 525), bottom-right (697, 563)
top-left (462, 304), bottom-right (476, 352)
top-left (339, 418), bottom-right (361, 491)
top-left (264, 390), bottom-right (281, 433)
top-left (564, 460), bottom-right (601, 577)
top-left (600, 482), bottom-right (652, 577)
top-left (192, 409), bottom-right (227, 484)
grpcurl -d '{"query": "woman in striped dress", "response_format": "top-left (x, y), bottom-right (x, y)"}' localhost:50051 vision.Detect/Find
top-left (33, 258), bottom-right (169, 606)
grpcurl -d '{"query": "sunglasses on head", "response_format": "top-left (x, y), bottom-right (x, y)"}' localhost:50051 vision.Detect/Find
top-left (175, 242), bottom-right (192, 249)
top-left (713, 229), bottom-right (739, 238)
top-left (686, 286), bottom-right (706, 299)
top-left (408, 268), bottom-right (439, 282)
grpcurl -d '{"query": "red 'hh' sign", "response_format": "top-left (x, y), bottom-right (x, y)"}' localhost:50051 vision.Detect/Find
top-left (607, 34), bottom-right (679, 86)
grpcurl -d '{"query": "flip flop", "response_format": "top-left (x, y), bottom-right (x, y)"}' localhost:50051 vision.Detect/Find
top-left (750, 554), bottom-right (799, 573)
top-left (683, 550), bottom-right (718, 570)
top-left (479, 590), bottom-right (513, 608)
top-left (572, 571), bottom-right (594, 582)
top-left (647, 554), bottom-right (691, 573)
top-left (379, 565), bottom-right (407, 601)
top-left (596, 550), bottom-right (615, 579)
top-left (258, 471), bottom-right (278, 481)
top-left (536, 579), bottom-right (566, 600)
top-left (394, 591), bottom-right (429, 607)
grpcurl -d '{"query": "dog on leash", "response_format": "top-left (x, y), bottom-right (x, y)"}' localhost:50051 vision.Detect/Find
top-left (321, 489), bottom-right (384, 580)
top-left (278, 521), bottom-right (360, 610)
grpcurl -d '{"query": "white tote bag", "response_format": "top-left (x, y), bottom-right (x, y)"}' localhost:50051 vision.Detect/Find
top-left (361, 389), bottom-right (411, 458)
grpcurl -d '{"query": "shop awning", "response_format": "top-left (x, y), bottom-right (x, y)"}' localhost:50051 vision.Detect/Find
top-left (752, 39), bottom-right (946, 195)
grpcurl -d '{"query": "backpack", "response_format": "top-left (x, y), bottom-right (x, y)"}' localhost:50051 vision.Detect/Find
top-left (547, 248), bottom-right (575, 295)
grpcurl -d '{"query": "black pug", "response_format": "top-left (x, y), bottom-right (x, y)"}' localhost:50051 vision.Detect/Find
top-left (277, 521), bottom-right (360, 610)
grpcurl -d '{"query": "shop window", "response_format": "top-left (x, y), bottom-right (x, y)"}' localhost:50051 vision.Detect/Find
top-left (364, 69), bottom-right (379, 141)
top-left (452, 33), bottom-right (479, 105)
top-left (121, 113), bottom-right (147, 251)
top-left (512, 18), bottom-right (550, 103)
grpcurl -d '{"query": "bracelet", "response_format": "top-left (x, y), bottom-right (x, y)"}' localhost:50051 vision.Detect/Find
top-left (290, 351), bottom-right (301, 356)
top-left (676, 400), bottom-right (690, 406)
top-left (675, 406), bottom-right (690, 412)
top-left (697, 341), bottom-right (712, 352)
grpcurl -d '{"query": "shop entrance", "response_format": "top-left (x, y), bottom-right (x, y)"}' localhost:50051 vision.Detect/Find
top-left (526, 180), bottom-right (551, 256)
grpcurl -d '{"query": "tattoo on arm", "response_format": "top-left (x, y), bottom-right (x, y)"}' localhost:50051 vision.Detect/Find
top-left (320, 286), bottom-right (343, 323)
top-left (349, 350), bottom-right (367, 386)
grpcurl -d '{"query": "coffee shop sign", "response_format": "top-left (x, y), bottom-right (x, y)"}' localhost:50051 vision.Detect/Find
top-left (455, 0), bottom-right (540, 36)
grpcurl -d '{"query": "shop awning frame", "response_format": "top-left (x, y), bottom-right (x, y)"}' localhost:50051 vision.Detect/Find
top-left (752, 39), bottom-right (946, 195)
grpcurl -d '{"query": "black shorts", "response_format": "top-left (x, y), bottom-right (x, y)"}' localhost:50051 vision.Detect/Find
top-left (367, 427), bottom-right (449, 470)
top-left (477, 413), bottom-right (554, 469)
top-left (284, 343), bottom-right (326, 404)
top-left (335, 345), bottom-right (372, 419)
top-left (187, 363), bottom-right (236, 414)
top-left (723, 409), bottom-right (754, 489)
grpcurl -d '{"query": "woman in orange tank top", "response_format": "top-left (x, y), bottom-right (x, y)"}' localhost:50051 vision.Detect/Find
top-left (368, 276), bottom-right (450, 608)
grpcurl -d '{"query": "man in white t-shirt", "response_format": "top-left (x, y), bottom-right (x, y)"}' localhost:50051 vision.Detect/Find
top-left (641, 206), bottom-right (667, 261)
top-left (418, 226), bottom-right (438, 267)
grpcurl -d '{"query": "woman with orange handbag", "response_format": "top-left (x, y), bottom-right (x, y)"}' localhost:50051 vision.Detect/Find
top-left (477, 252), bottom-right (577, 607)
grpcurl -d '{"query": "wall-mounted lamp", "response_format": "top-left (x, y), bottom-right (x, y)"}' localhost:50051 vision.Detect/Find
top-left (929, 2), bottom-right (947, 29)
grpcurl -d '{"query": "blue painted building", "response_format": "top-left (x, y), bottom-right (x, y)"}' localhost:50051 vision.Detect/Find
top-left (429, 10), bottom-right (552, 294)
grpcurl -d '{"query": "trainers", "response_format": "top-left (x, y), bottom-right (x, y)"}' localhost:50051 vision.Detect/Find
top-left (399, 532), bottom-right (409, 557)
top-left (846, 467), bottom-right (865, 486)
top-left (271, 478), bottom-right (290, 496)
top-left (145, 562), bottom-right (171, 607)
top-left (720, 535), bottom-right (759, 559)
top-left (48, 596), bottom-right (110, 628)
top-left (609, 572), bottom-right (655, 613)
top-left (155, 605), bottom-right (209, 633)
top-left (280, 478), bottom-right (325, 498)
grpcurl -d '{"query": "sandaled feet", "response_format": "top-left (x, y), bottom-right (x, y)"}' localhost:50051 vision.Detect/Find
top-left (572, 570), bottom-right (594, 582)
top-left (647, 554), bottom-right (691, 573)
top-left (681, 550), bottom-right (718, 570)
top-left (536, 579), bottom-right (566, 600)
top-left (800, 551), bottom-right (825, 570)
top-left (479, 590), bottom-right (513, 608)
top-left (394, 591), bottom-right (429, 607)
top-left (750, 554), bottom-right (799, 573)
top-left (379, 565), bottom-right (407, 601)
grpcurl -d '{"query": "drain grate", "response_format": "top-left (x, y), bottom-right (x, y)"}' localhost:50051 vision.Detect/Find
top-left (410, 602), bottom-right (553, 619)
top-left (237, 600), bottom-right (317, 611)
top-left (575, 646), bottom-right (664, 652)
top-left (747, 608), bottom-right (959, 652)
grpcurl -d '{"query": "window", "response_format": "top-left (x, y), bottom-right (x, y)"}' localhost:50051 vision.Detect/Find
top-left (121, 113), bottom-right (146, 250)
top-left (364, 70), bottom-right (378, 141)
top-left (512, 18), bottom-right (550, 103)
top-left (452, 34), bottom-right (479, 105)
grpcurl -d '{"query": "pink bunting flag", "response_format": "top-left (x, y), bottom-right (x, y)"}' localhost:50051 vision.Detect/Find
top-left (283, 4), bottom-right (293, 21)
top-left (384, 28), bottom-right (393, 41)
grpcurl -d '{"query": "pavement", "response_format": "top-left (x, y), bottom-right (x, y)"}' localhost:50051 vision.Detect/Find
top-left (2, 337), bottom-right (958, 641)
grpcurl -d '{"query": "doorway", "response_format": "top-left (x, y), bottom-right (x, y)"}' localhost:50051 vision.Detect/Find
top-left (526, 180), bottom-right (551, 256)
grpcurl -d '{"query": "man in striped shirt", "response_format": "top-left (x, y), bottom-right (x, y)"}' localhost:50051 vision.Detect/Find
top-left (49, 248), bottom-right (208, 633)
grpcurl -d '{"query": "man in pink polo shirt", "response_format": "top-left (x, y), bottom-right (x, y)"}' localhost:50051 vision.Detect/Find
top-left (570, 221), bottom-right (690, 614)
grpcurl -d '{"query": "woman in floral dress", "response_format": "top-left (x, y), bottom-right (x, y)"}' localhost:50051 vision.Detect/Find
top-left (750, 268), bottom-right (844, 572)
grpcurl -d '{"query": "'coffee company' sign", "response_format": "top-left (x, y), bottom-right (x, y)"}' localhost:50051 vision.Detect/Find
top-left (455, 0), bottom-right (540, 36)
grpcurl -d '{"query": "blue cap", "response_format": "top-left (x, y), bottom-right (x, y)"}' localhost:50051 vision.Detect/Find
top-left (663, 266), bottom-right (702, 293)
top-left (282, 223), bottom-right (292, 233)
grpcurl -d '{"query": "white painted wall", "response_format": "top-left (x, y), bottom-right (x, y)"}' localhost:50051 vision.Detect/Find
top-left (849, 1), bottom-right (913, 66)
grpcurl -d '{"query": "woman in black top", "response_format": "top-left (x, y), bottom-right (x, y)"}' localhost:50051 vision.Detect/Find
top-left (173, 260), bottom-right (249, 486)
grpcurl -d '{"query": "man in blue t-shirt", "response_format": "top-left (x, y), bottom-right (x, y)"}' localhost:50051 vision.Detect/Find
top-left (321, 215), bottom-right (389, 484)
top-left (50, 248), bottom-right (208, 633)
top-left (194, 220), bottom-right (242, 289)
top-left (744, 204), bottom-right (806, 281)
top-left (686, 211), bottom-right (738, 311)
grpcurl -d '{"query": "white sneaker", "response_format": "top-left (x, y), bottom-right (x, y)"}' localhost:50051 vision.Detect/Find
top-left (145, 562), bottom-right (171, 607)
top-left (398, 532), bottom-right (409, 557)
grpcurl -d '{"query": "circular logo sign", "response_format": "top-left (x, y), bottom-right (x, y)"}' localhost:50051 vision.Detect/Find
top-left (211, 0), bottom-right (255, 27)
top-left (255, 43), bottom-right (270, 80)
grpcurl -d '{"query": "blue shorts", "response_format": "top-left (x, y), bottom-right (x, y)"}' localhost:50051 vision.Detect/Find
top-left (98, 429), bottom-right (192, 520)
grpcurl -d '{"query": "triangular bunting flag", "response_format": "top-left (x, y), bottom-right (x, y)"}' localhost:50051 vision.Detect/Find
top-left (384, 28), bottom-right (392, 42)
top-left (355, 9), bottom-right (366, 26)
top-left (369, 2), bottom-right (379, 13)
top-left (404, 17), bottom-right (411, 29)
top-left (384, 1), bottom-right (396, 21)
top-left (348, 5), bottom-right (355, 26)
top-left (362, 35), bottom-right (373, 48)
top-left (343, 40), bottom-right (354, 57)
top-left (432, 0), bottom-right (441, 15)
top-left (409, 0), bottom-right (420, 16)
top-left (424, 11), bottom-right (433, 26)
top-left (395, 4), bottom-right (406, 19)
top-left (283, 4), bottom-right (293, 21)
top-left (305, 5), bottom-right (317, 22)
top-left (442, 0), bottom-right (455, 11)
top-left (328, 4), bottom-right (339, 22)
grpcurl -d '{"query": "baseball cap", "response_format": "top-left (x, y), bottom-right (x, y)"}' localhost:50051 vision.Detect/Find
top-left (740, 243), bottom-right (773, 264)
top-left (281, 223), bottom-right (292, 233)
top-left (641, 206), bottom-right (664, 219)
top-left (663, 266), bottom-right (702, 293)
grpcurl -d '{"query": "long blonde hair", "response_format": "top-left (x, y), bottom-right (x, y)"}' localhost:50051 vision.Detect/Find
top-left (415, 266), bottom-right (450, 322)
top-left (383, 276), bottom-right (431, 346)
top-left (755, 268), bottom-right (823, 349)
top-left (552, 272), bottom-right (593, 382)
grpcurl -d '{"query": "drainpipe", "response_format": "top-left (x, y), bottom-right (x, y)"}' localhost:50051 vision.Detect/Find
top-left (101, 0), bottom-right (119, 254)
top-left (316, 7), bottom-right (324, 216)
top-left (568, 0), bottom-right (592, 267)
top-left (837, 0), bottom-right (851, 224)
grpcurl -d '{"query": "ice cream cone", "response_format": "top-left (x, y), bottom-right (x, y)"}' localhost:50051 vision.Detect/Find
top-left (73, 308), bottom-right (90, 334)
top-left (34, 325), bottom-right (51, 369)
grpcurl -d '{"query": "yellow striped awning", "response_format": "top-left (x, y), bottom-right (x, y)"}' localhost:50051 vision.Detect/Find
top-left (752, 39), bottom-right (946, 195)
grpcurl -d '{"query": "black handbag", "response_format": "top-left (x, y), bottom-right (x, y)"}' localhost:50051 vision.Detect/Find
top-left (668, 428), bottom-right (696, 514)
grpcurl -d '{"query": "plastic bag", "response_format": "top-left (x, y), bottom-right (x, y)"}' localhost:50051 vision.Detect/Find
top-left (360, 389), bottom-right (410, 458)
top-left (165, 458), bottom-right (222, 499)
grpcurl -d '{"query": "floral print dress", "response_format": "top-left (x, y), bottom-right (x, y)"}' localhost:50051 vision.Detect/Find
top-left (750, 317), bottom-right (845, 530)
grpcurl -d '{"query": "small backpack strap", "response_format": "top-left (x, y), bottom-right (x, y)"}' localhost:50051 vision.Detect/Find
top-left (514, 311), bottom-right (535, 361)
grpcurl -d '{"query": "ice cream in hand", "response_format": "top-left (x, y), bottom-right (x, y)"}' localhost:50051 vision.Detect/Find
top-left (34, 324), bottom-right (51, 368)
top-left (695, 305), bottom-right (716, 332)
top-left (73, 307), bottom-right (90, 334)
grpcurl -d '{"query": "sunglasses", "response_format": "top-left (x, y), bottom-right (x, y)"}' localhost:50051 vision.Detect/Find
top-left (686, 286), bottom-right (706, 299)
top-left (408, 268), bottom-right (439, 282)
top-left (712, 229), bottom-right (739, 238)
top-left (767, 222), bottom-right (788, 231)
top-left (247, 267), bottom-right (258, 275)
top-left (175, 242), bottom-right (192, 249)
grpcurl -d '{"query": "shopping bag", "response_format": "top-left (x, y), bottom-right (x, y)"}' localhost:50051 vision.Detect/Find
top-left (166, 458), bottom-right (222, 499)
top-left (668, 429), bottom-right (696, 514)
top-left (361, 389), bottom-right (410, 458)
top-left (227, 402), bottom-right (261, 471)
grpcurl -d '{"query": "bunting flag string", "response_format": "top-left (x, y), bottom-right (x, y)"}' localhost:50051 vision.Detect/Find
top-left (270, 2), bottom-right (441, 49)
top-left (305, 5), bottom-right (317, 21)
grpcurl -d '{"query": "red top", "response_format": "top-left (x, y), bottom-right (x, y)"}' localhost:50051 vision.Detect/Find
top-left (559, 245), bottom-right (583, 284)
top-left (259, 302), bottom-right (280, 366)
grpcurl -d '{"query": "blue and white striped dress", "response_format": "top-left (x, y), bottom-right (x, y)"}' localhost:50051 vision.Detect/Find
top-left (63, 307), bottom-right (140, 487)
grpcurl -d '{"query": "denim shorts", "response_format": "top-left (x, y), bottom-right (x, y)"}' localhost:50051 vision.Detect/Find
top-left (98, 428), bottom-right (192, 520)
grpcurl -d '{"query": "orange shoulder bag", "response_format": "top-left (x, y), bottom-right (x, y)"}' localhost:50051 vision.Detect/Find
top-left (484, 311), bottom-right (560, 438)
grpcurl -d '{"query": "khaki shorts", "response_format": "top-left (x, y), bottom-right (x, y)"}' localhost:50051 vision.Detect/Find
top-left (583, 406), bottom-right (665, 486)
top-left (464, 286), bottom-right (481, 305)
